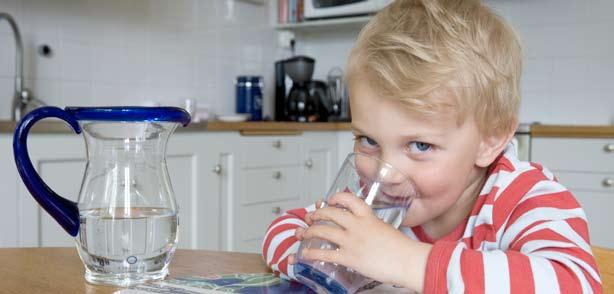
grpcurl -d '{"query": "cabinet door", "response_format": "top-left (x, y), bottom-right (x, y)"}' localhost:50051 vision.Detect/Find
top-left (167, 132), bottom-right (237, 250)
top-left (16, 135), bottom-right (86, 247)
top-left (571, 190), bottom-right (614, 247)
top-left (336, 131), bottom-right (354, 169)
top-left (303, 132), bottom-right (338, 203)
top-left (167, 134), bottom-right (204, 250)
top-left (0, 135), bottom-right (19, 247)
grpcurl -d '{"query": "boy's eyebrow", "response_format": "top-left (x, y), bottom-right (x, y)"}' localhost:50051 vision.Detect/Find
top-left (399, 131), bottom-right (446, 141)
top-left (352, 122), bottom-right (447, 142)
top-left (350, 124), bottom-right (367, 134)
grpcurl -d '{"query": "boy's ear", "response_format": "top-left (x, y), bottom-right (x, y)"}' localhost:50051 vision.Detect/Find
top-left (475, 128), bottom-right (515, 168)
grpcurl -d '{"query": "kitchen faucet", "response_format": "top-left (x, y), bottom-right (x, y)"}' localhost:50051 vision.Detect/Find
top-left (0, 12), bottom-right (44, 121)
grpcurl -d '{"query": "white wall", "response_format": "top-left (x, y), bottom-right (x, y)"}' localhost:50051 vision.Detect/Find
top-left (0, 0), bottom-right (277, 119)
top-left (297, 0), bottom-right (614, 125)
top-left (2, 0), bottom-right (613, 125)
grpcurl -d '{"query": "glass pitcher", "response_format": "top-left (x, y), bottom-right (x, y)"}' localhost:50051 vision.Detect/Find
top-left (13, 106), bottom-right (190, 286)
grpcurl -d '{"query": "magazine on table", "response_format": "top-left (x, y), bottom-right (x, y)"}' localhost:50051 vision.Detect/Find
top-left (114, 273), bottom-right (417, 294)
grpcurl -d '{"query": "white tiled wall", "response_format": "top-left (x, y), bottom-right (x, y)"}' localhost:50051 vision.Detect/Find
top-left (297, 0), bottom-right (614, 125)
top-left (0, 0), bottom-right (277, 119)
top-left (3, 0), bottom-right (613, 125)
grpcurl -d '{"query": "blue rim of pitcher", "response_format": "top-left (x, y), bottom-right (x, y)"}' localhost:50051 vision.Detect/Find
top-left (64, 106), bottom-right (191, 126)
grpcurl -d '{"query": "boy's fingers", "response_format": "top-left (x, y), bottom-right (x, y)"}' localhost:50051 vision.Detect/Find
top-left (300, 248), bottom-right (345, 266)
top-left (305, 199), bottom-right (326, 225)
top-left (310, 207), bottom-right (355, 229)
top-left (327, 192), bottom-right (371, 217)
top-left (288, 254), bottom-right (296, 265)
top-left (294, 227), bottom-right (305, 240)
top-left (301, 222), bottom-right (347, 246)
top-left (305, 212), bottom-right (313, 225)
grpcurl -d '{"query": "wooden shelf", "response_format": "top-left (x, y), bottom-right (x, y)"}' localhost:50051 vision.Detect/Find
top-left (274, 15), bottom-right (371, 32)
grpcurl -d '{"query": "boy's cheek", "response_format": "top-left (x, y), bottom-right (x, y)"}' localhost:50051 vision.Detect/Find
top-left (400, 202), bottom-right (428, 227)
top-left (399, 191), bottom-right (448, 227)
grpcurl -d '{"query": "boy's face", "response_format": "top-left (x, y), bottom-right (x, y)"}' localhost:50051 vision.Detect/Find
top-left (349, 75), bottom-right (490, 228)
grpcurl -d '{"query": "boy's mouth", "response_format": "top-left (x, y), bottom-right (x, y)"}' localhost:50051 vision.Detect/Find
top-left (378, 190), bottom-right (411, 206)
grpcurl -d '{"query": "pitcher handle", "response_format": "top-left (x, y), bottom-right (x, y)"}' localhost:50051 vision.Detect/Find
top-left (13, 107), bottom-right (82, 236)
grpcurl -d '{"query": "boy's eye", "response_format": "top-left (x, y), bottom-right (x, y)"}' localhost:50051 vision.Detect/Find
top-left (356, 136), bottom-right (378, 149)
top-left (408, 141), bottom-right (432, 153)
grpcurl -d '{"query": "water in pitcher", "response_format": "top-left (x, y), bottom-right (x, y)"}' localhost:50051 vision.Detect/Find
top-left (76, 207), bottom-right (178, 286)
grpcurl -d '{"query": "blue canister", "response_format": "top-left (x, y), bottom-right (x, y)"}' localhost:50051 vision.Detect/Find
top-left (236, 76), bottom-right (263, 121)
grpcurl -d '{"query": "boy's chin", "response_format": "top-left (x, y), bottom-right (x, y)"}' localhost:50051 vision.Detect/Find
top-left (400, 216), bottom-right (422, 228)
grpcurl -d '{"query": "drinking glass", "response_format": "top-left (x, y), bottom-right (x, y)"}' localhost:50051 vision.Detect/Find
top-left (295, 152), bottom-right (418, 294)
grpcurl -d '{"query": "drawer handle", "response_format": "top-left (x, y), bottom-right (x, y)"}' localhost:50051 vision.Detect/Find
top-left (605, 144), bottom-right (614, 153)
top-left (603, 178), bottom-right (614, 187)
top-left (212, 164), bottom-right (222, 174)
top-left (272, 206), bottom-right (281, 214)
top-left (272, 140), bottom-right (282, 149)
top-left (273, 171), bottom-right (282, 180)
top-left (305, 159), bottom-right (313, 169)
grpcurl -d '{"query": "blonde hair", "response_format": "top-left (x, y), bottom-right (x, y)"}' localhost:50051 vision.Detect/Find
top-left (347, 0), bottom-right (522, 136)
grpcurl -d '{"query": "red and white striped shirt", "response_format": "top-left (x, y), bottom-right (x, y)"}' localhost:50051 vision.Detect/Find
top-left (262, 143), bottom-right (602, 293)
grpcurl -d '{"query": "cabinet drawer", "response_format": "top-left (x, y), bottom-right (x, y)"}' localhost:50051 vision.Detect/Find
top-left (241, 137), bottom-right (301, 168)
top-left (531, 138), bottom-right (614, 172)
top-left (556, 171), bottom-right (614, 193)
top-left (241, 166), bottom-right (302, 205)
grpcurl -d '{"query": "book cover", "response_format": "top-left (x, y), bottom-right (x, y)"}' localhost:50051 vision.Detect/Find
top-left (297, 0), bottom-right (304, 22)
top-left (288, 0), bottom-right (297, 23)
top-left (278, 0), bottom-right (288, 24)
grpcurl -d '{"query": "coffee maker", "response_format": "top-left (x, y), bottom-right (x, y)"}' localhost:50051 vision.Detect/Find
top-left (275, 56), bottom-right (328, 122)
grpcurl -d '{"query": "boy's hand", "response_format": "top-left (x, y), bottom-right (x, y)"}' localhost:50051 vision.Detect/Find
top-left (291, 192), bottom-right (432, 292)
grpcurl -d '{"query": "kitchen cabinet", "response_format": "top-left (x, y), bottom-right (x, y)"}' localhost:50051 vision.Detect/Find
top-left (8, 132), bottom-right (230, 250)
top-left (229, 134), bottom-right (303, 253)
top-left (0, 130), bottom-right (351, 253)
top-left (531, 137), bottom-right (614, 248)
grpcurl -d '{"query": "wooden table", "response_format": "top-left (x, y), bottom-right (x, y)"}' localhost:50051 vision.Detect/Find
top-left (0, 248), bottom-right (270, 294)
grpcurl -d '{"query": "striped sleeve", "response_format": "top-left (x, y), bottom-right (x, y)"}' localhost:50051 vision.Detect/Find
top-left (423, 179), bottom-right (602, 293)
top-left (261, 204), bottom-right (316, 280)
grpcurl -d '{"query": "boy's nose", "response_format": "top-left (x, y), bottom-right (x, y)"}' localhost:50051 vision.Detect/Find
top-left (377, 156), bottom-right (416, 189)
top-left (381, 167), bottom-right (408, 184)
top-left (378, 155), bottom-right (410, 178)
top-left (355, 153), bottom-right (412, 181)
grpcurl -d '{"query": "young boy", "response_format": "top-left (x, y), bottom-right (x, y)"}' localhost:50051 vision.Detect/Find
top-left (262, 0), bottom-right (602, 292)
